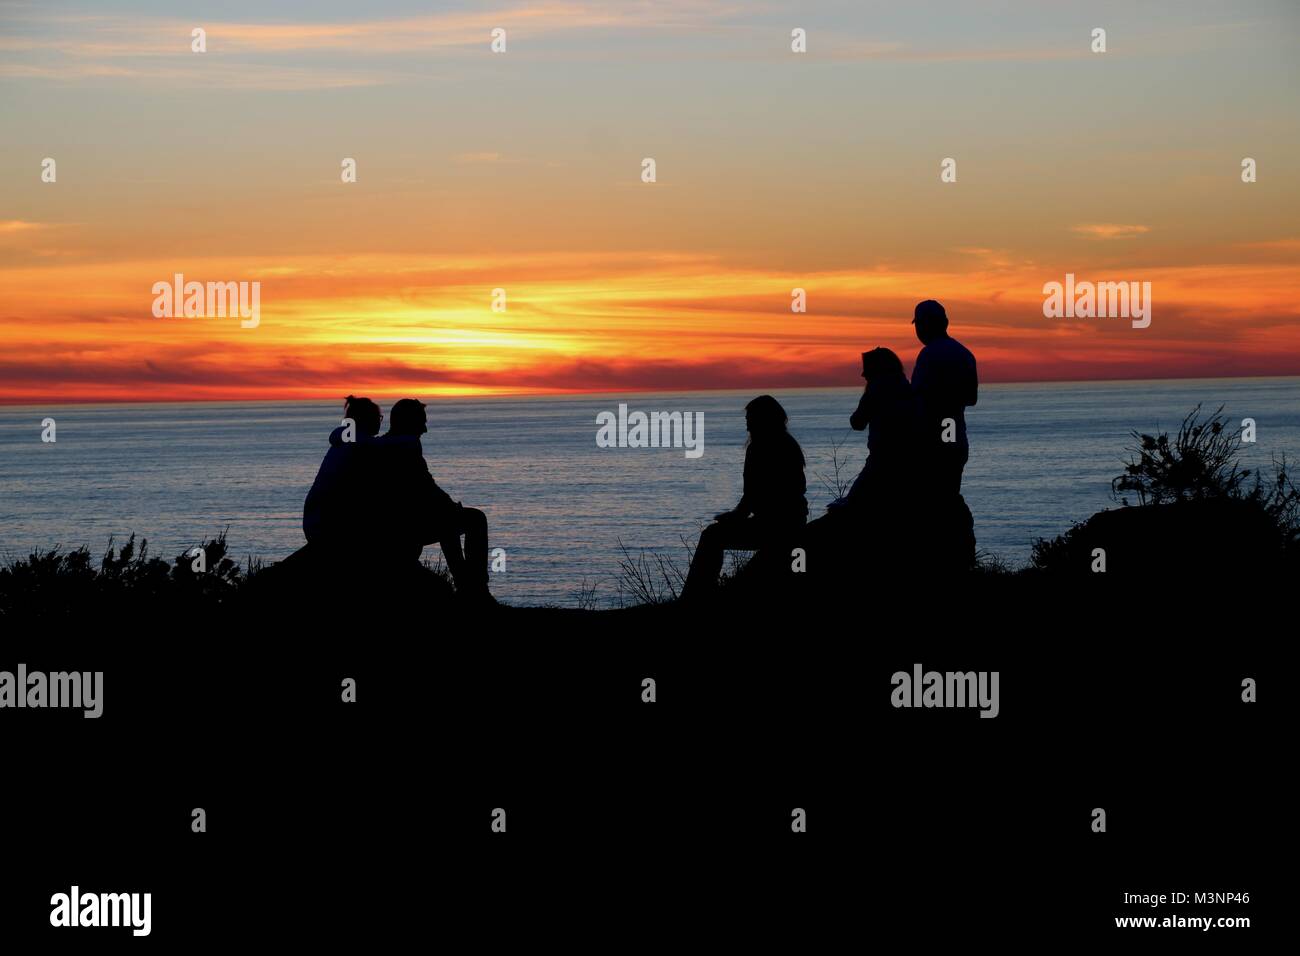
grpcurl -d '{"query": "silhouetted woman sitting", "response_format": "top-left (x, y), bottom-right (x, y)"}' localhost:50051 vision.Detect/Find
top-left (680, 395), bottom-right (807, 600)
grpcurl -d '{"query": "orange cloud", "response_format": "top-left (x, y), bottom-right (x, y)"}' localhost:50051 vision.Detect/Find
top-left (2, 250), bottom-right (1297, 405)
top-left (1070, 224), bottom-right (1152, 241)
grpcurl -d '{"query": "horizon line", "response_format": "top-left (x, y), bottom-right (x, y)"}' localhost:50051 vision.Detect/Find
top-left (3, 371), bottom-right (1297, 409)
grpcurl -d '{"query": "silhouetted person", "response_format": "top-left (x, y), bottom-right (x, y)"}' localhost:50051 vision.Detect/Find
top-left (911, 300), bottom-right (977, 496)
top-left (680, 395), bottom-right (807, 600)
top-left (377, 398), bottom-right (492, 601)
top-left (303, 395), bottom-right (383, 550)
top-left (837, 347), bottom-right (922, 510)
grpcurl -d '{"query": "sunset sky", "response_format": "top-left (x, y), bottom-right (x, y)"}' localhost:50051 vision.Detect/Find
top-left (2, 0), bottom-right (1298, 403)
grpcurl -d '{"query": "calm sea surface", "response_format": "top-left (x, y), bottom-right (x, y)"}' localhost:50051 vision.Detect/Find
top-left (2, 377), bottom-right (1297, 607)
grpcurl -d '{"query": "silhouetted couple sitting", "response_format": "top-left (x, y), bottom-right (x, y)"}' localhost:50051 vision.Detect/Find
top-left (302, 395), bottom-right (492, 602)
top-left (680, 299), bottom-right (978, 597)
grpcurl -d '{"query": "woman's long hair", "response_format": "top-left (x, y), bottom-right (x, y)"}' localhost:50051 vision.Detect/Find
top-left (861, 347), bottom-right (906, 384)
top-left (744, 394), bottom-right (805, 467)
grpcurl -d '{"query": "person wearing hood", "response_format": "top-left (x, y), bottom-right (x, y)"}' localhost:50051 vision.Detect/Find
top-left (303, 395), bottom-right (383, 549)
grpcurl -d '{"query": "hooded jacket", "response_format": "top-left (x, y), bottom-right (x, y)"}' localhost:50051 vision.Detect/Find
top-left (303, 426), bottom-right (375, 547)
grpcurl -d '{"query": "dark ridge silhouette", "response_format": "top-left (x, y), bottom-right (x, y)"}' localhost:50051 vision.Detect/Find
top-left (1030, 497), bottom-right (1285, 577)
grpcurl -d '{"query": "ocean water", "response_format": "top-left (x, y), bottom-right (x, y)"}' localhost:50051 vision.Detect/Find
top-left (1, 377), bottom-right (1297, 607)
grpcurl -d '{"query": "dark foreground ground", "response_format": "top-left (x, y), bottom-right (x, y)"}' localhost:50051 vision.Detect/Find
top-left (0, 565), bottom-right (1282, 948)
top-left (5, 408), bottom-right (1286, 944)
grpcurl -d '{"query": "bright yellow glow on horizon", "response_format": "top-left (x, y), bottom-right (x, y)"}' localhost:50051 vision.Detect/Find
top-left (2, 249), bottom-right (1298, 403)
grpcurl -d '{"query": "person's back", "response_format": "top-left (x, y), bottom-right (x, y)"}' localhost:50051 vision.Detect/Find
top-left (912, 336), bottom-right (977, 446)
top-left (373, 429), bottom-right (457, 558)
top-left (303, 396), bottom-right (382, 550)
top-left (853, 380), bottom-right (920, 469)
top-left (846, 348), bottom-right (922, 502)
top-left (742, 430), bottom-right (808, 529)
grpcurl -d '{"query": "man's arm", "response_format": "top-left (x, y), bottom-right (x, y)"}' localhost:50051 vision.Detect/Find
top-left (726, 448), bottom-right (757, 519)
top-left (910, 349), bottom-right (930, 397)
top-left (419, 457), bottom-right (459, 512)
top-left (393, 440), bottom-right (459, 513)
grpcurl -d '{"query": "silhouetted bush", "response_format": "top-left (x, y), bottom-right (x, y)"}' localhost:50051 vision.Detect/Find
top-left (615, 538), bottom-right (689, 606)
top-left (973, 549), bottom-right (1017, 576)
top-left (1032, 405), bottom-right (1299, 574)
top-left (0, 532), bottom-right (255, 620)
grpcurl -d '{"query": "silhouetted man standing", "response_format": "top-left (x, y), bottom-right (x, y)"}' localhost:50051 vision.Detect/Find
top-left (911, 300), bottom-right (977, 496)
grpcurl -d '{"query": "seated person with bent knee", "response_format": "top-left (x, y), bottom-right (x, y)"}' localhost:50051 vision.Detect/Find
top-left (680, 395), bottom-right (807, 600)
top-left (377, 398), bottom-right (493, 601)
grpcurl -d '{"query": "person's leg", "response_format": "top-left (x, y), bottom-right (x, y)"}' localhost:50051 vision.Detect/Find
top-left (681, 521), bottom-right (729, 600)
top-left (459, 507), bottom-right (490, 591)
top-left (744, 517), bottom-right (804, 585)
top-left (437, 520), bottom-right (468, 583)
top-left (437, 506), bottom-right (490, 595)
top-left (681, 519), bottom-right (769, 599)
top-left (937, 444), bottom-right (968, 496)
